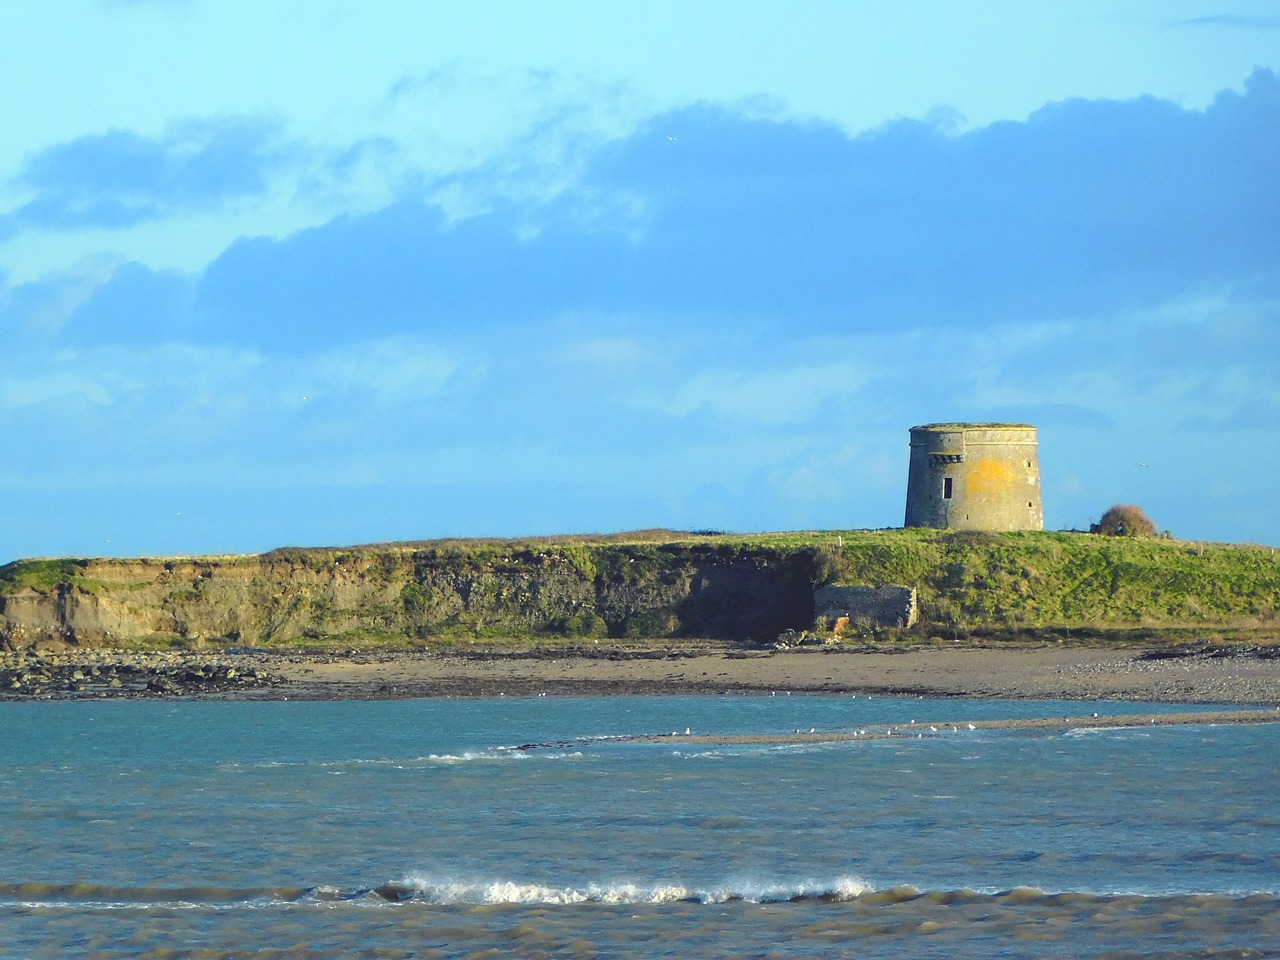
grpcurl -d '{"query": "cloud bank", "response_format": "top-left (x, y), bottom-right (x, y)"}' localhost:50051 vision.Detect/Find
top-left (2, 71), bottom-right (1277, 556)
top-left (3, 117), bottom-right (289, 238)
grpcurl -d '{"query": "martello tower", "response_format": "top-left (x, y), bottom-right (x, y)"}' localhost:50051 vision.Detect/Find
top-left (904, 423), bottom-right (1043, 531)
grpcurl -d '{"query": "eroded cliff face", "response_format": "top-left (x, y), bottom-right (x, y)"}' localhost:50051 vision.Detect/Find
top-left (0, 547), bottom-right (817, 650)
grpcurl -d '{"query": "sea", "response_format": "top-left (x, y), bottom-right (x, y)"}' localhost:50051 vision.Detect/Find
top-left (2, 695), bottom-right (1277, 959)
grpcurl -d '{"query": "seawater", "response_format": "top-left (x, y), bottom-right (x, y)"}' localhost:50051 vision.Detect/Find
top-left (1, 696), bottom-right (1277, 959)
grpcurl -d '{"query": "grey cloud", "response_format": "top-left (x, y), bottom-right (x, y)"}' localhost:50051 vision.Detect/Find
top-left (178, 70), bottom-right (1280, 351)
top-left (0, 258), bottom-right (120, 339)
top-left (2, 116), bottom-right (292, 234)
top-left (0, 260), bottom-right (195, 344)
top-left (385, 63), bottom-right (464, 105)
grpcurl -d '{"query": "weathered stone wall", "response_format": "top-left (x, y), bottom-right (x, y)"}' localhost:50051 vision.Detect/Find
top-left (904, 423), bottom-right (1043, 531)
top-left (813, 584), bottom-right (918, 629)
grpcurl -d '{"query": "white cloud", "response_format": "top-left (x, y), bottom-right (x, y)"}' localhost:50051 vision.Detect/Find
top-left (555, 334), bottom-right (662, 377)
top-left (655, 362), bottom-right (867, 426)
top-left (0, 342), bottom-right (263, 412)
top-left (1, 255), bottom-right (121, 336)
top-left (296, 337), bottom-right (467, 406)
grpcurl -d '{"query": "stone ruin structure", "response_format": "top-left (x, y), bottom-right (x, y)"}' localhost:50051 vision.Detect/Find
top-left (813, 584), bottom-right (918, 630)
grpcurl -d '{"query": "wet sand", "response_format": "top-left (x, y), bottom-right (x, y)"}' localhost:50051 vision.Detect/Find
top-left (276, 643), bottom-right (1280, 704)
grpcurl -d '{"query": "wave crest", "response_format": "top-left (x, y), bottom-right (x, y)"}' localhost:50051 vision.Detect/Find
top-left (377, 875), bottom-right (874, 904)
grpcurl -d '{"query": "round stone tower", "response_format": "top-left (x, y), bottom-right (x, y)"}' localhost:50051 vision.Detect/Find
top-left (904, 423), bottom-right (1043, 531)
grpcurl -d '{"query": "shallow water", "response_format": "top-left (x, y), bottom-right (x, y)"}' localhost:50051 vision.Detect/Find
top-left (2, 696), bottom-right (1277, 958)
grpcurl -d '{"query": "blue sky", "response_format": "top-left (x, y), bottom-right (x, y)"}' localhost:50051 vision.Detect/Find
top-left (2, 1), bottom-right (1278, 560)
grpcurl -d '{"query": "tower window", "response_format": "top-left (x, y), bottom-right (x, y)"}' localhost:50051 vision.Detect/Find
top-left (943, 477), bottom-right (953, 499)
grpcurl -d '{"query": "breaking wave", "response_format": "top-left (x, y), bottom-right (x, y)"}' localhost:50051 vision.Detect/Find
top-left (224, 747), bottom-right (593, 771)
top-left (378, 875), bottom-right (873, 904)
top-left (6, 879), bottom-right (1275, 912)
top-left (0, 877), bottom-right (872, 909)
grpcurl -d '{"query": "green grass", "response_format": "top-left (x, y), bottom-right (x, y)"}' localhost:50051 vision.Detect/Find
top-left (4, 529), bottom-right (1278, 648)
top-left (0, 558), bottom-right (89, 594)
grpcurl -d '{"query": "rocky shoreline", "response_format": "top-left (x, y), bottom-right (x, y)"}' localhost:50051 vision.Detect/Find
top-left (0, 651), bottom-right (288, 699)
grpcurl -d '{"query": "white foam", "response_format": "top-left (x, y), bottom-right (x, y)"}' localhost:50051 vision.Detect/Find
top-left (390, 874), bottom-right (872, 905)
top-left (428, 749), bottom-right (586, 764)
top-left (1064, 726), bottom-right (1151, 740)
top-left (425, 751), bottom-right (510, 764)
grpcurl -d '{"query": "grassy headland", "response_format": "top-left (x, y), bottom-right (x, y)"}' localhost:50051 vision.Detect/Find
top-left (1, 529), bottom-right (1277, 652)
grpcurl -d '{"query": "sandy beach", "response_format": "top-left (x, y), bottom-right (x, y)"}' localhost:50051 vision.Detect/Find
top-left (4, 642), bottom-right (1279, 705)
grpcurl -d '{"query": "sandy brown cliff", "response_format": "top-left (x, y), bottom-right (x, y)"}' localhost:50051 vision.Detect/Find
top-left (0, 544), bottom-right (814, 650)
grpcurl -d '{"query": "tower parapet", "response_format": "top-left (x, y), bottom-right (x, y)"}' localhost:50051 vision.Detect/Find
top-left (904, 423), bottom-right (1043, 531)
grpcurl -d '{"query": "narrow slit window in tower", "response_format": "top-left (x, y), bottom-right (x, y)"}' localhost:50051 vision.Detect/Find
top-left (943, 477), bottom-right (953, 499)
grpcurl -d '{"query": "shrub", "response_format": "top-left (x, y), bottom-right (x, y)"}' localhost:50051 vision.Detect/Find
top-left (1092, 504), bottom-right (1157, 538)
top-left (808, 545), bottom-right (846, 586)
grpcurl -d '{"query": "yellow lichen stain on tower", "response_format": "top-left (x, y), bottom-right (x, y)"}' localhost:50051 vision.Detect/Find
top-left (967, 457), bottom-right (1015, 496)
